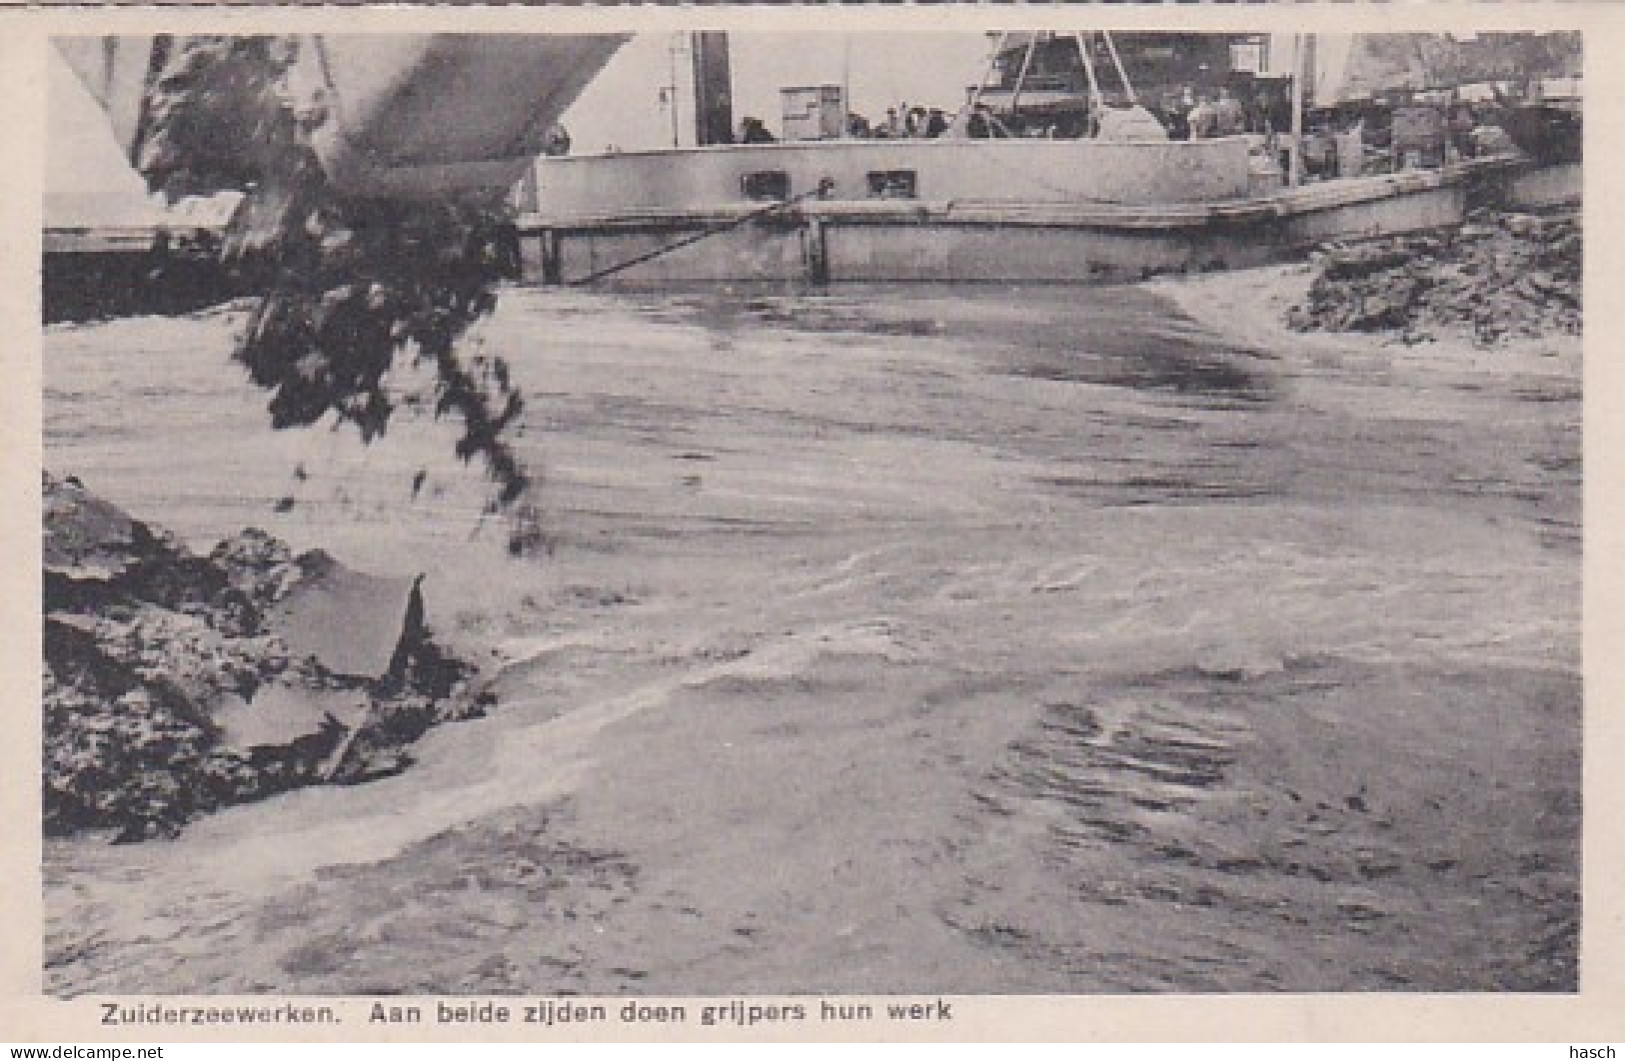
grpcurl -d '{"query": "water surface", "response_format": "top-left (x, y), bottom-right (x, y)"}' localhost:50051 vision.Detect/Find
top-left (43, 281), bottom-right (1581, 994)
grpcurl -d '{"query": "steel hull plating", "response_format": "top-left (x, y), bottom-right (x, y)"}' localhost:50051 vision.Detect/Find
top-left (524, 151), bottom-right (1574, 285)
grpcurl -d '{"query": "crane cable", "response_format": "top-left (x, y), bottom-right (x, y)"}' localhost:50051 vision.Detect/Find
top-left (1074, 31), bottom-right (1103, 133)
top-left (964, 31), bottom-right (1011, 117)
top-left (1008, 34), bottom-right (1042, 116)
top-left (1102, 32), bottom-right (1137, 104)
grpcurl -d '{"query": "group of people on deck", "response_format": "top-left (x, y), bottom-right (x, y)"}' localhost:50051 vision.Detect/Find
top-left (1101, 86), bottom-right (1259, 142)
top-left (1180, 87), bottom-right (1252, 139)
top-left (734, 84), bottom-right (1267, 146)
top-left (846, 104), bottom-right (955, 140)
top-left (961, 85), bottom-right (1261, 143)
top-left (732, 104), bottom-right (956, 145)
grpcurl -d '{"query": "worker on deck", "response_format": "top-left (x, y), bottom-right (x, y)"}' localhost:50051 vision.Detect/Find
top-left (739, 116), bottom-right (776, 144)
top-left (1157, 93), bottom-right (1191, 141)
top-left (966, 103), bottom-right (1000, 139)
top-left (1187, 93), bottom-right (1218, 139)
top-left (1448, 102), bottom-right (1477, 159)
top-left (1212, 86), bottom-right (1248, 137)
top-left (541, 123), bottom-right (571, 157)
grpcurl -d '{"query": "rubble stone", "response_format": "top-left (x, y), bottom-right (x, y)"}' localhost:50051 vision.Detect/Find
top-left (42, 472), bottom-right (484, 841)
top-left (1288, 209), bottom-right (1581, 345)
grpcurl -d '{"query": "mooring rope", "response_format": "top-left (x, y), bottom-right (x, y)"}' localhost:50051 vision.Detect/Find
top-left (566, 179), bottom-right (836, 286)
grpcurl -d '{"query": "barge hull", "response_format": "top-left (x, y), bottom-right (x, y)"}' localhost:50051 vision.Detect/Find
top-left (522, 159), bottom-right (1577, 286)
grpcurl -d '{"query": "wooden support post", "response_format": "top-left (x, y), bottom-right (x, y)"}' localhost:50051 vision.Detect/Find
top-left (540, 229), bottom-right (563, 286)
top-left (804, 217), bottom-right (830, 286)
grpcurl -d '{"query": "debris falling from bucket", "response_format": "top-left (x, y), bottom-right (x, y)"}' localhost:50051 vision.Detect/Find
top-left (134, 36), bottom-right (538, 538)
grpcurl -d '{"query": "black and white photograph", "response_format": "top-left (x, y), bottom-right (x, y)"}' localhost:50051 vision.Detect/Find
top-left (32, 16), bottom-right (1591, 1016)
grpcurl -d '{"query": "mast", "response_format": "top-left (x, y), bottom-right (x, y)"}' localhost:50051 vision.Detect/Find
top-left (1289, 33), bottom-right (1306, 186)
top-left (841, 35), bottom-right (852, 137)
top-left (691, 31), bottom-right (734, 147)
top-left (665, 35), bottom-right (682, 147)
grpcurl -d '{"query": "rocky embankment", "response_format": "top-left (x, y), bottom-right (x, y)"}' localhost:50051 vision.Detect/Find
top-left (1288, 209), bottom-right (1581, 345)
top-left (44, 472), bottom-right (486, 842)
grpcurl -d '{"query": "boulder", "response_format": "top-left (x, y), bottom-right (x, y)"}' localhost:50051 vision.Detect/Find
top-left (266, 555), bottom-right (419, 681)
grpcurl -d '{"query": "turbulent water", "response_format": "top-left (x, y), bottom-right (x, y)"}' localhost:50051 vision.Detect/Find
top-left (42, 279), bottom-right (1581, 995)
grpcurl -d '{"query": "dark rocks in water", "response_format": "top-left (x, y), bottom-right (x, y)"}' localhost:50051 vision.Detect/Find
top-left (45, 472), bottom-right (251, 631)
top-left (1288, 210), bottom-right (1581, 344)
top-left (42, 472), bottom-right (485, 842)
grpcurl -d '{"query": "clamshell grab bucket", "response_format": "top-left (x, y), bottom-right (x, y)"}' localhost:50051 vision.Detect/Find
top-left (55, 33), bottom-right (628, 202)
